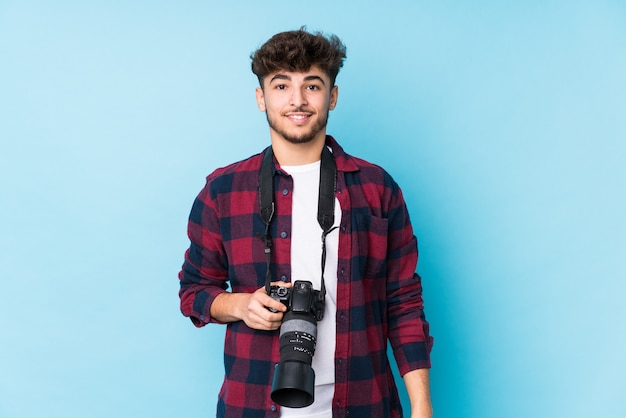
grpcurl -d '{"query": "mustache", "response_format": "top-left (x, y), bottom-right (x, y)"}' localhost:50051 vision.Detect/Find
top-left (286, 106), bottom-right (313, 113)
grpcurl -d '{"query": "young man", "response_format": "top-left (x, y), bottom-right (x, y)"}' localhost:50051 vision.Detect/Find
top-left (179, 28), bottom-right (433, 418)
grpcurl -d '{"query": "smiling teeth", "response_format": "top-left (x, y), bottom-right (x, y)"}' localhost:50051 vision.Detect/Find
top-left (289, 114), bottom-right (308, 120)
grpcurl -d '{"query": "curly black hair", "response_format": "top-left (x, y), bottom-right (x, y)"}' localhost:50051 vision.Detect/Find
top-left (251, 27), bottom-right (347, 87)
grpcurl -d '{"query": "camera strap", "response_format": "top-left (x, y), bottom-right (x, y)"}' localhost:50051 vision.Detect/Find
top-left (259, 145), bottom-right (337, 318)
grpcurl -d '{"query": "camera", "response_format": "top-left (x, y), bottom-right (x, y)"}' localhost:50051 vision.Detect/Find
top-left (267, 280), bottom-right (325, 408)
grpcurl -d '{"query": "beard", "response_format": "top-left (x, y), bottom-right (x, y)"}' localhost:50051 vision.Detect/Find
top-left (266, 107), bottom-right (330, 145)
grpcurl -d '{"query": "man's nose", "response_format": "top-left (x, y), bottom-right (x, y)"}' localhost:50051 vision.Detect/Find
top-left (290, 88), bottom-right (307, 107)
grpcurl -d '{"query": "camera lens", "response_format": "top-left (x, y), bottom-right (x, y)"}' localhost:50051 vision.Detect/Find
top-left (270, 280), bottom-right (320, 408)
top-left (278, 311), bottom-right (317, 363)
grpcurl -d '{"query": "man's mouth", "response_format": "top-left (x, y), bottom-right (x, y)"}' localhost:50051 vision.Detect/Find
top-left (285, 112), bottom-right (312, 124)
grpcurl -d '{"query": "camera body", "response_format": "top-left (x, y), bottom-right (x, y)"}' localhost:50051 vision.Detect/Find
top-left (267, 280), bottom-right (325, 408)
top-left (269, 280), bottom-right (325, 321)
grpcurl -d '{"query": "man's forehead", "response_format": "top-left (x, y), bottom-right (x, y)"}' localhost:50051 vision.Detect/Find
top-left (266, 66), bottom-right (329, 82)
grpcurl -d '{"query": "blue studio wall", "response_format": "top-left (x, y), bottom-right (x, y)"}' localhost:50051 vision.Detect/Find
top-left (1, 1), bottom-right (625, 417)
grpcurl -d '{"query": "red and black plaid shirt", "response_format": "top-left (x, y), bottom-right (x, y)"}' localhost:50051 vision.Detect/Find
top-left (179, 136), bottom-right (433, 418)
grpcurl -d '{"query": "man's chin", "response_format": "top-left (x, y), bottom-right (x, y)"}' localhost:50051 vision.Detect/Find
top-left (272, 128), bottom-right (321, 145)
top-left (282, 135), bottom-right (317, 145)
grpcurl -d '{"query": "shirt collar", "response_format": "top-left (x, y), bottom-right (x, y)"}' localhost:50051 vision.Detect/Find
top-left (325, 135), bottom-right (359, 173)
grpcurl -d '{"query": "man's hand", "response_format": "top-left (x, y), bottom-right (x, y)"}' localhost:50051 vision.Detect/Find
top-left (238, 283), bottom-right (291, 330)
top-left (210, 282), bottom-right (292, 330)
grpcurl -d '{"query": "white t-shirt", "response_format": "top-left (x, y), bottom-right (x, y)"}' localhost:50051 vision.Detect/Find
top-left (279, 160), bottom-right (341, 418)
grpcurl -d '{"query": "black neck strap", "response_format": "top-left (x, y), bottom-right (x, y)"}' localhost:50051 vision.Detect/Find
top-left (259, 145), bottom-right (338, 312)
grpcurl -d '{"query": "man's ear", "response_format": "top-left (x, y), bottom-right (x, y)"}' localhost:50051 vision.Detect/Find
top-left (255, 87), bottom-right (266, 112)
top-left (329, 85), bottom-right (339, 110)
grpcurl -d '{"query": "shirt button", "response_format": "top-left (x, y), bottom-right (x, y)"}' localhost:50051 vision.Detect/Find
top-left (280, 231), bottom-right (288, 238)
top-left (280, 275), bottom-right (287, 281)
top-left (282, 189), bottom-right (289, 195)
top-left (338, 358), bottom-right (343, 364)
top-left (340, 268), bottom-right (345, 275)
top-left (270, 404), bottom-right (277, 412)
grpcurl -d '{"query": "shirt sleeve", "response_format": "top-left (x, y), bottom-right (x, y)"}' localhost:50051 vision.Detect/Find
top-left (178, 179), bottom-right (229, 327)
top-left (384, 180), bottom-right (434, 374)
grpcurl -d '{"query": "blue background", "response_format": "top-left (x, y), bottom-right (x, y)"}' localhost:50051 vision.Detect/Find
top-left (1, 1), bottom-right (625, 417)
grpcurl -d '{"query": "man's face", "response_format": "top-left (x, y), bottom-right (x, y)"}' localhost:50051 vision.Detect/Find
top-left (255, 66), bottom-right (338, 146)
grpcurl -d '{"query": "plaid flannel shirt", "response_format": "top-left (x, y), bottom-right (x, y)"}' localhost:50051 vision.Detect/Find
top-left (179, 136), bottom-right (433, 418)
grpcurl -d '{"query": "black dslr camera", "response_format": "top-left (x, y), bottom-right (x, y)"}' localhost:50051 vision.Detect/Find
top-left (267, 280), bottom-right (325, 408)
top-left (268, 280), bottom-right (324, 321)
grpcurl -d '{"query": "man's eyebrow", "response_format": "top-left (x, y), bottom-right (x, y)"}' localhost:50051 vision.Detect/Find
top-left (268, 74), bottom-right (326, 85)
top-left (269, 74), bottom-right (291, 83)
top-left (304, 75), bottom-right (326, 85)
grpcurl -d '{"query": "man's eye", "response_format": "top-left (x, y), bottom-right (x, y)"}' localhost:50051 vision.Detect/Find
top-left (275, 84), bottom-right (286, 90)
top-left (307, 85), bottom-right (320, 90)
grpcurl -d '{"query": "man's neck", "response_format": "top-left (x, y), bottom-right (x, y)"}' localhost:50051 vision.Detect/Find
top-left (270, 135), bottom-right (327, 166)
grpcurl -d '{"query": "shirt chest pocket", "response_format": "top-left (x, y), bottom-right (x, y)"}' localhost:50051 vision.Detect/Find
top-left (355, 214), bottom-right (389, 279)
